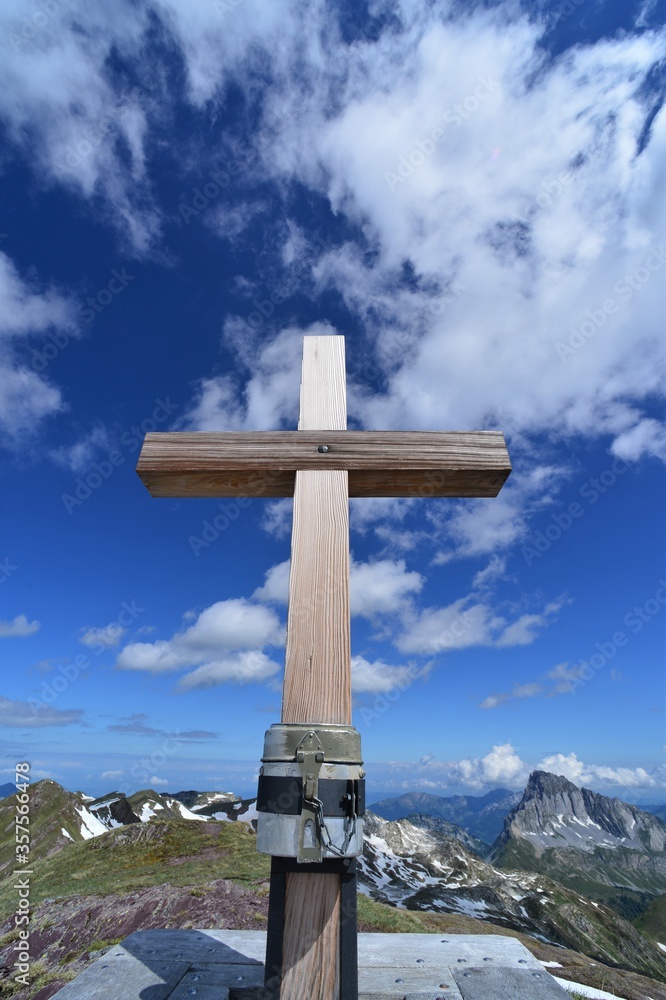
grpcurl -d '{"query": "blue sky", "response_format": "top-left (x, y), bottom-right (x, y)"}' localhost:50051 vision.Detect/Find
top-left (1, 0), bottom-right (664, 804)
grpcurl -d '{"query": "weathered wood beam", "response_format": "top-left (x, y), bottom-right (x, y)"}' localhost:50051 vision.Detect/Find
top-left (136, 430), bottom-right (511, 498)
top-left (279, 335), bottom-right (348, 998)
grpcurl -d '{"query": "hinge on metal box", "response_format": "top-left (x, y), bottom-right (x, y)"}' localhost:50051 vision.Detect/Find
top-left (296, 730), bottom-right (325, 863)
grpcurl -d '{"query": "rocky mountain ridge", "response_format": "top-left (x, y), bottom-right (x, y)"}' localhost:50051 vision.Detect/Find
top-left (359, 811), bottom-right (666, 981)
top-left (491, 771), bottom-right (666, 917)
top-left (493, 771), bottom-right (666, 856)
top-left (398, 812), bottom-right (489, 856)
top-left (0, 779), bottom-right (107, 877)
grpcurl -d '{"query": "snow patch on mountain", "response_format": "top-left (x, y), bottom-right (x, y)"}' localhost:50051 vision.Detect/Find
top-left (139, 801), bottom-right (163, 822)
top-left (75, 806), bottom-right (108, 840)
top-left (235, 800), bottom-right (258, 824)
top-left (168, 798), bottom-right (208, 821)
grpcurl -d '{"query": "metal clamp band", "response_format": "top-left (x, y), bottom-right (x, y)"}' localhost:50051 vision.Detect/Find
top-left (256, 775), bottom-right (366, 817)
top-left (296, 731), bottom-right (325, 862)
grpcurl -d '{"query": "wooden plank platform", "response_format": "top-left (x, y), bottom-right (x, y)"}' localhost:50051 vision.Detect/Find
top-left (50, 931), bottom-right (571, 998)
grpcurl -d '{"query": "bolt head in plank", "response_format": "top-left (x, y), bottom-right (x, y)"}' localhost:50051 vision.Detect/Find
top-left (136, 430), bottom-right (511, 498)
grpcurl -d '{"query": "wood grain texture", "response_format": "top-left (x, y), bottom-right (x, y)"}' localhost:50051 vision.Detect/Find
top-left (280, 872), bottom-right (341, 1000)
top-left (48, 956), bottom-right (190, 999)
top-left (282, 338), bottom-right (351, 726)
top-left (281, 337), bottom-right (348, 1000)
top-left (136, 430), bottom-right (511, 498)
top-left (298, 336), bottom-right (347, 431)
top-left (281, 469), bottom-right (351, 725)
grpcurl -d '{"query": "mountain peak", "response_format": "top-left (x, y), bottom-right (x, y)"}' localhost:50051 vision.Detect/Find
top-left (524, 769), bottom-right (580, 798)
top-left (492, 770), bottom-right (666, 866)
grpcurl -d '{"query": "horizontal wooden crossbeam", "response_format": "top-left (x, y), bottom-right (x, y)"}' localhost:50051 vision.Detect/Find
top-left (136, 430), bottom-right (511, 498)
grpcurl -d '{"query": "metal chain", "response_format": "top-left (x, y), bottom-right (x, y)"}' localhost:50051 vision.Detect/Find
top-left (312, 796), bottom-right (357, 857)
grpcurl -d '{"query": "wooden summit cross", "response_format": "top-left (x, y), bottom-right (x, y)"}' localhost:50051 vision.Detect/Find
top-left (136, 335), bottom-right (511, 1000)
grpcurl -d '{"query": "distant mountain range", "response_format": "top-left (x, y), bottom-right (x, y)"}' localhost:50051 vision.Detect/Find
top-left (369, 787), bottom-right (521, 843)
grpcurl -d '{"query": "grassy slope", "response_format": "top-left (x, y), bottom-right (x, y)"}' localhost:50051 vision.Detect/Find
top-left (0, 781), bottom-right (94, 877)
top-left (635, 893), bottom-right (666, 943)
top-left (0, 817), bottom-right (269, 916)
top-left (496, 836), bottom-right (663, 920)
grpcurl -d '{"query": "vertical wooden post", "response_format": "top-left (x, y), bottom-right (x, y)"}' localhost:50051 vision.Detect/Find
top-left (279, 336), bottom-right (350, 1000)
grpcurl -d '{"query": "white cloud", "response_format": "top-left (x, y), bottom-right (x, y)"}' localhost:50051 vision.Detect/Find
top-left (116, 598), bottom-right (283, 687)
top-left (0, 252), bottom-right (74, 337)
top-left (370, 744), bottom-right (665, 792)
top-left (178, 650), bottom-right (281, 690)
top-left (494, 612), bottom-right (550, 648)
top-left (351, 655), bottom-right (420, 694)
top-left (80, 623), bottom-right (127, 649)
top-left (2, 4), bottom-right (661, 498)
top-left (116, 639), bottom-right (181, 673)
top-left (397, 598), bottom-right (494, 654)
top-left (0, 696), bottom-right (82, 727)
top-left (149, 775), bottom-right (169, 787)
top-left (149, 0), bottom-right (295, 107)
top-left (1, 5), bottom-right (664, 465)
top-left (0, 253), bottom-right (77, 445)
top-left (0, 614), bottom-right (40, 638)
top-left (480, 682), bottom-right (543, 709)
top-left (283, 18), bottom-right (666, 457)
top-left (547, 661), bottom-right (585, 695)
top-left (396, 592), bottom-right (562, 655)
top-left (479, 693), bottom-right (508, 710)
top-left (50, 426), bottom-right (113, 474)
top-left (180, 599), bottom-right (281, 651)
top-left (101, 769), bottom-right (124, 780)
top-left (0, 3), bottom-right (159, 252)
top-left (472, 555), bottom-right (507, 591)
top-left (480, 651), bottom-right (587, 707)
top-left (536, 752), bottom-right (658, 789)
top-left (610, 418), bottom-right (666, 461)
top-left (382, 743), bottom-right (531, 791)
top-left (432, 464), bottom-right (570, 563)
top-left (349, 497), bottom-right (416, 535)
top-left (472, 743), bottom-right (526, 786)
top-left (350, 559), bottom-right (423, 619)
top-left (261, 498), bottom-right (293, 539)
top-left (253, 560), bottom-right (290, 603)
